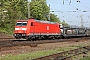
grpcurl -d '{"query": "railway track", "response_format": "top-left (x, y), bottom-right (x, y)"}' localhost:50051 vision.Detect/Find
top-left (0, 38), bottom-right (15, 41)
top-left (0, 37), bottom-right (90, 51)
top-left (0, 38), bottom-right (14, 39)
top-left (33, 46), bottom-right (90, 60)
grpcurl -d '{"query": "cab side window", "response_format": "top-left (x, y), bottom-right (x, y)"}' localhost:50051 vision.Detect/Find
top-left (59, 25), bottom-right (60, 28)
top-left (31, 22), bottom-right (33, 26)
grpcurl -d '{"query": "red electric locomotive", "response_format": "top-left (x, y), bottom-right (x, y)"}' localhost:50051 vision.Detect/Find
top-left (14, 18), bottom-right (61, 40)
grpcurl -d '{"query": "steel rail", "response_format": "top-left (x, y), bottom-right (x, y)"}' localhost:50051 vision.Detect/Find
top-left (33, 46), bottom-right (90, 60)
top-left (0, 37), bottom-right (90, 51)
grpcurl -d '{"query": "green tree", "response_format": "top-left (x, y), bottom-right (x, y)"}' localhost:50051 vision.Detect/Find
top-left (30, 0), bottom-right (49, 20)
top-left (61, 20), bottom-right (70, 27)
top-left (0, 0), bottom-right (28, 33)
top-left (50, 13), bottom-right (60, 23)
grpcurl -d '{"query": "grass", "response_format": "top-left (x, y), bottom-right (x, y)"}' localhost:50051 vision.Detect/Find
top-left (79, 52), bottom-right (90, 60)
top-left (0, 46), bottom-right (79, 60)
top-left (72, 49), bottom-right (90, 60)
top-left (80, 57), bottom-right (90, 60)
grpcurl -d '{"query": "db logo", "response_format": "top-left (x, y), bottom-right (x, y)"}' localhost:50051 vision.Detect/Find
top-left (47, 26), bottom-right (49, 30)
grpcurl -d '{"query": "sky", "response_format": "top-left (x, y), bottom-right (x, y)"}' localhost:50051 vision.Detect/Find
top-left (46, 0), bottom-right (90, 27)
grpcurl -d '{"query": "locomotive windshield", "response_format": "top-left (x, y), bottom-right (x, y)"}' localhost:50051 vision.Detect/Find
top-left (16, 22), bottom-right (27, 26)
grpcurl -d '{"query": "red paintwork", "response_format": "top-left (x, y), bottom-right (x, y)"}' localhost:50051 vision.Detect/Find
top-left (14, 18), bottom-right (61, 36)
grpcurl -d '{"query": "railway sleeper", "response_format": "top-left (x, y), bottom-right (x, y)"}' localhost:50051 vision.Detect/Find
top-left (33, 46), bottom-right (90, 60)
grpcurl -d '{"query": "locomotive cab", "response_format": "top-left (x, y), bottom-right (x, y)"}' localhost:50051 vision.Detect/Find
top-left (14, 21), bottom-right (27, 38)
top-left (14, 18), bottom-right (35, 39)
top-left (14, 20), bottom-right (28, 39)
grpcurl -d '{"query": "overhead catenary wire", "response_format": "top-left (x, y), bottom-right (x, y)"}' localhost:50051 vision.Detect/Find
top-left (71, 1), bottom-right (90, 10)
top-left (50, 9), bottom-right (90, 27)
top-left (46, 0), bottom-right (90, 27)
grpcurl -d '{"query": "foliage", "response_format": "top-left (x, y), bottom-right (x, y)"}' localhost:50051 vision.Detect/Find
top-left (50, 13), bottom-right (60, 23)
top-left (30, 0), bottom-right (49, 20)
top-left (61, 20), bottom-right (70, 27)
top-left (0, 0), bottom-right (27, 33)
